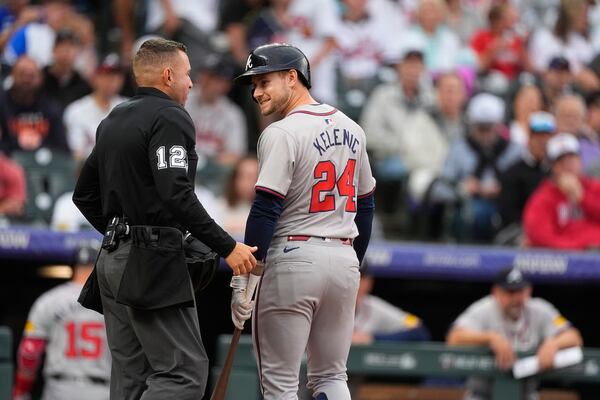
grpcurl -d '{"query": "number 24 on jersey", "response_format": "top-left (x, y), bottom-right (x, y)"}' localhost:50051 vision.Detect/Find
top-left (310, 159), bottom-right (356, 213)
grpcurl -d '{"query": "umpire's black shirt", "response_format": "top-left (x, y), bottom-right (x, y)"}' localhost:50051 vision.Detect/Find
top-left (73, 87), bottom-right (236, 257)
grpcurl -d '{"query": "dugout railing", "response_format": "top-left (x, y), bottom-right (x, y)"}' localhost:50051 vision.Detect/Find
top-left (212, 335), bottom-right (600, 400)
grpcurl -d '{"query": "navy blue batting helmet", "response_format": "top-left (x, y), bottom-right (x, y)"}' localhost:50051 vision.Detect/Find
top-left (235, 43), bottom-right (311, 88)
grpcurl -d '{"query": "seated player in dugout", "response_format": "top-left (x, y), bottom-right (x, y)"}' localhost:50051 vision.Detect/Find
top-left (446, 266), bottom-right (582, 400)
top-left (353, 263), bottom-right (430, 344)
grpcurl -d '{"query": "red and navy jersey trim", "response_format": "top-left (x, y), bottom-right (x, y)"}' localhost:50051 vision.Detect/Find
top-left (256, 186), bottom-right (286, 200)
top-left (357, 186), bottom-right (376, 199)
top-left (288, 107), bottom-right (338, 117)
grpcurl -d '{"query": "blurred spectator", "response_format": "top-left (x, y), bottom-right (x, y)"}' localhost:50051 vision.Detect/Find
top-left (470, 3), bottom-right (531, 81)
top-left (584, 90), bottom-right (600, 175)
top-left (51, 191), bottom-right (90, 232)
top-left (0, 56), bottom-right (69, 153)
top-left (63, 54), bottom-right (126, 162)
top-left (555, 94), bottom-right (600, 171)
top-left (142, 0), bottom-right (220, 70)
top-left (444, 0), bottom-right (485, 45)
top-left (42, 28), bottom-right (92, 110)
top-left (429, 93), bottom-right (522, 241)
top-left (0, 0), bottom-right (40, 52)
top-left (219, 0), bottom-right (265, 65)
top-left (0, 152), bottom-right (26, 218)
top-left (540, 56), bottom-right (577, 110)
top-left (333, 0), bottom-right (395, 121)
top-left (513, 0), bottom-right (560, 32)
top-left (12, 245), bottom-right (110, 400)
top-left (246, 0), bottom-right (340, 104)
top-left (528, 0), bottom-right (600, 92)
top-left (447, 266), bottom-right (583, 400)
top-left (353, 269), bottom-right (430, 344)
top-left (399, 0), bottom-right (463, 73)
top-left (430, 72), bottom-right (468, 142)
top-left (185, 54), bottom-right (247, 168)
top-left (508, 84), bottom-right (543, 146)
top-left (498, 112), bottom-right (555, 231)
top-left (361, 49), bottom-right (444, 203)
top-left (524, 133), bottom-right (600, 250)
top-left (3, 1), bottom-right (96, 75)
top-left (215, 155), bottom-right (258, 237)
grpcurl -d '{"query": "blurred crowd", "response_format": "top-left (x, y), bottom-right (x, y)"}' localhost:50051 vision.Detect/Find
top-left (0, 0), bottom-right (600, 251)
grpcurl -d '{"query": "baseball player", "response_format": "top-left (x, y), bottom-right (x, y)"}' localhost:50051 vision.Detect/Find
top-left (447, 266), bottom-right (583, 400)
top-left (232, 43), bottom-right (376, 400)
top-left (353, 269), bottom-right (430, 344)
top-left (12, 246), bottom-right (110, 400)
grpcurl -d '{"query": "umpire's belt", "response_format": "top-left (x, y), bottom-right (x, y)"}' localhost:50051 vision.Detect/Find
top-left (48, 373), bottom-right (109, 385)
top-left (116, 225), bottom-right (194, 310)
top-left (287, 235), bottom-right (353, 245)
top-left (130, 225), bottom-right (184, 247)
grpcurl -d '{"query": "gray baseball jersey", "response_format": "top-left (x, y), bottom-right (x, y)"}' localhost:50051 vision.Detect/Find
top-left (452, 295), bottom-right (571, 400)
top-left (354, 295), bottom-right (420, 335)
top-left (252, 103), bottom-right (375, 400)
top-left (24, 281), bottom-right (110, 400)
top-left (255, 103), bottom-right (376, 238)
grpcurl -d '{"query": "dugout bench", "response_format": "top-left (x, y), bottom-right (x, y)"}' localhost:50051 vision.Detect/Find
top-left (0, 327), bottom-right (12, 400)
top-left (212, 335), bottom-right (600, 400)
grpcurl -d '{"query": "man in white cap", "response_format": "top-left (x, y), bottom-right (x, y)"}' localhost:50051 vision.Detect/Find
top-left (523, 133), bottom-right (600, 249)
top-left (447, 266), bottom-right (583, 400)
top-left (429, 92), bottom-right (522, 241)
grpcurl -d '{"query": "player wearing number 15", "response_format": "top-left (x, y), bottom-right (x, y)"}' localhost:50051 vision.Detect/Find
top-left (13, 246), bottom-right (110, 400)
top-left (235, 43), bottom-right (376, 400)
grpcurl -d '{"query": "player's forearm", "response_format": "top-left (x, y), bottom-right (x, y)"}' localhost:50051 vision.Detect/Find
top-left (244, 190), bottom-right (284, 261)
top-left (14, 337), bottom-right (47, 395)
top-left (446, 327), bottom-right (498, 347)
top-left (545, 328), bottom-right (583, 350)
top-left (354, 193), bottom-right (374, 263)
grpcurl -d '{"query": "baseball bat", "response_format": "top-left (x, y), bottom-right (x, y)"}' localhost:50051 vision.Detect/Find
top-left (210, 264), bottom-right (264, 400)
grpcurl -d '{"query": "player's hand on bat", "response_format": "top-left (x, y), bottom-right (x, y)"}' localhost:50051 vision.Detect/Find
top-left (226, 242), bottom-right (258, 275)
top-left (489, 332), bottom-right (516, 370)
top-left (230, 274), bottom-right (255, 330)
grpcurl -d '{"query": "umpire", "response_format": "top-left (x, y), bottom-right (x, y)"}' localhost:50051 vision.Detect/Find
top-left (72, 38), bottom-right (257, 400)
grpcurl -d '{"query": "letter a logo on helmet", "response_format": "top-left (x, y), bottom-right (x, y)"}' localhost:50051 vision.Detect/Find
top-left (235, 43), bottom-right (311, 88)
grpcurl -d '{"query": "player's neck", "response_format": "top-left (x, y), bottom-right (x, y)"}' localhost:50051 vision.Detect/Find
top-left (283, 90), bottom-right (317, 116)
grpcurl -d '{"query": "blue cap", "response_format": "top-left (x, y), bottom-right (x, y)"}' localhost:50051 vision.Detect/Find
top-left (529, 111), bottom-right (555, 134)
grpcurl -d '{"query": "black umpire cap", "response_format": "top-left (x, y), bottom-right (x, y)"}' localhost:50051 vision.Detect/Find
top-left (494, 266), bottom-right (531, 291)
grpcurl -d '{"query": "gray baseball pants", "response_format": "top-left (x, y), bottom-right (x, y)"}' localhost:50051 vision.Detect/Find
top-left (96, 240), bottom-right (208, 400)
top-left (252, 237), bottom-right (360, 400)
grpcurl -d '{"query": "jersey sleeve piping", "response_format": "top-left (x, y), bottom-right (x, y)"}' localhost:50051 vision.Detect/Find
top-left (256, 186), bottom-right (286, 200)
top-left (358, 186), bottom-right (376, 199)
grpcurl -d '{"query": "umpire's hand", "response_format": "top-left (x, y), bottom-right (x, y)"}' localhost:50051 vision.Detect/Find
top-left (226, 242), bottom-right (258, 275)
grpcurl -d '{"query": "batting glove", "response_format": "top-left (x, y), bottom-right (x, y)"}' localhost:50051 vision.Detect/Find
top-left (230, 274), bottom-right (254, 330)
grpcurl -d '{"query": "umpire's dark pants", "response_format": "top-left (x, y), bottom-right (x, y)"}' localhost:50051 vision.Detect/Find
top-left (96, 239), bottom-right (208, 400)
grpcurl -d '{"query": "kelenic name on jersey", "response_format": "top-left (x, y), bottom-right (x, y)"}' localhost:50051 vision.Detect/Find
top-left (312, 128), bottom-right (360, 156)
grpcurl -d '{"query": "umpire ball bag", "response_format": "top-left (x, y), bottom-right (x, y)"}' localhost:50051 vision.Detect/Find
top-left (183, 234), bottom-right (219, 294)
